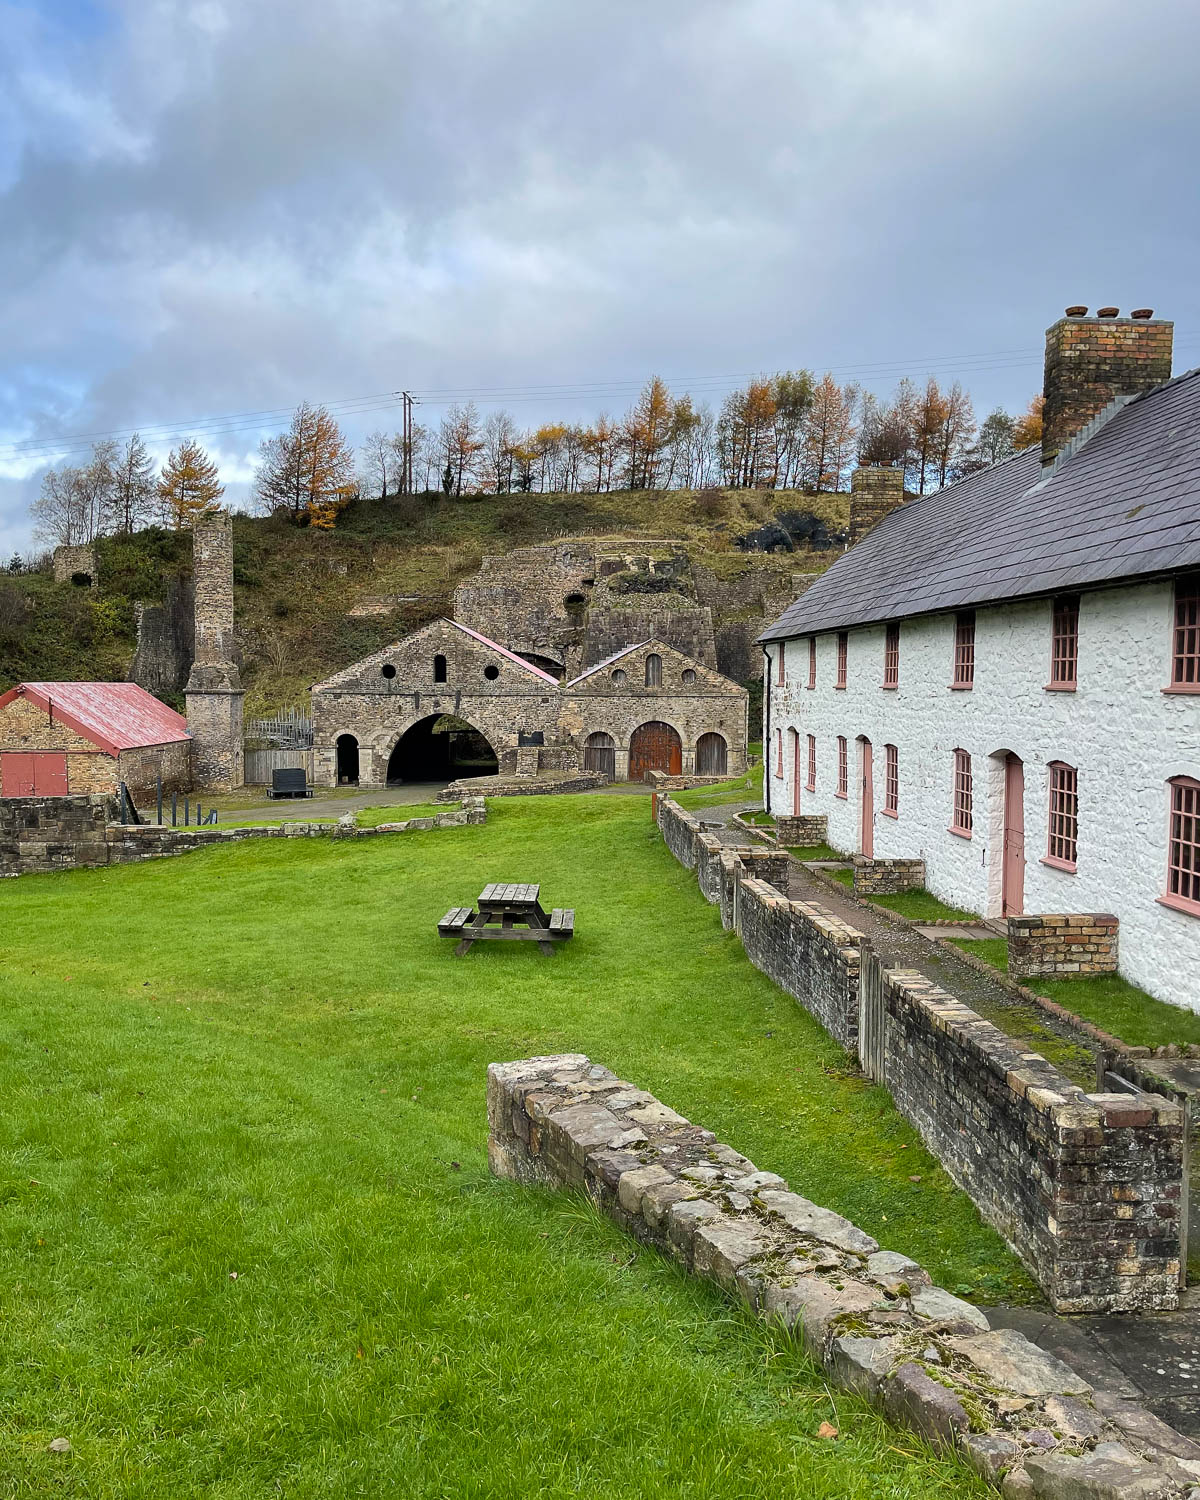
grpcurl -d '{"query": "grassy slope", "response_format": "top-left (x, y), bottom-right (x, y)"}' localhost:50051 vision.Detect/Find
top-left (1, 794), bottom-right (1010, 1498)
top-left (0, 489), bottom-right (843, 711)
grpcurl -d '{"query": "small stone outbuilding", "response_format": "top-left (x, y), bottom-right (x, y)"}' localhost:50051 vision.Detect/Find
top-left (0, 682), bottom-right (191, 798)
top-left (310, 620), bottom-right (747, 787)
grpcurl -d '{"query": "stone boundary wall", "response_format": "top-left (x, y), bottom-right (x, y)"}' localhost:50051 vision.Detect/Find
top-left (489, 1054), bottom-right (1200, 1499)
top-left (654, 797), bottom-right (1184, 1313)
top-left (853, 856), bottom-right (926, 896)
top-left (693, 833), bottom-right (789, 914)
top-left (1009, 913), bottom-right (1119, 978)
top-left (877, 968), bottom-right (1183, 1313)
top-left (773, 813), bottom-right (828, 847)
top-left (436, 772), bottom-right (606, 801)
top-left (0, 795), bottom-right (487, 877)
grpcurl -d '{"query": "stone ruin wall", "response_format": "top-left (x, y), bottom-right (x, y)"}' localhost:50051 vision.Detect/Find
top-left (52, 543), bottom-right (97, 585)
top-left (184, 512), bottom-right (244, 791)
top-left (653, 796), bottom-right (1184, 1314)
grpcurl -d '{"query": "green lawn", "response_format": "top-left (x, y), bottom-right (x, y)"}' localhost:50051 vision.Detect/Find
top-left (823, 870), bottom-right (976, 923)
top-left (951, 938), bottom-right (1200, 1049)
top-left (787, 843), bottom-right (843, 862)
top-left (0, 795), bottom-right (1018, 1497)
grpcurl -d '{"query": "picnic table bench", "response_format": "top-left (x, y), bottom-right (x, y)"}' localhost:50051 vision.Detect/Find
top-left (438, 882), bottom-right (574, 956)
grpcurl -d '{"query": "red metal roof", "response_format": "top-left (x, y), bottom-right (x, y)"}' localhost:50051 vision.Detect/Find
top-left (0, 682), bottom-right (191, 758)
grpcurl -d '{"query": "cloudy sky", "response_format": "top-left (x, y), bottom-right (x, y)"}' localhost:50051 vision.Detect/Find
top-left (1, 0), bottom-right (1198, 550)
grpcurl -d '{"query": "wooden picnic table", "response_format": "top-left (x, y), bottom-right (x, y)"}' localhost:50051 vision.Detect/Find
top-left (438, 882), bottom-right (575, 956)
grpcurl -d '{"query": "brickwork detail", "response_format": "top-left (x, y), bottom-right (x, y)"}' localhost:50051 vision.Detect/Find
top-left (489, 1054), bottom-right (1197, 1497)
top-left (1042, 315), bottom-right (1173, 463)
top-left (774, 813), bottom-right (828, 847)
top-left (849, 466), bottom-right (906, 545)
top-left (1008, 913), bottom-right (1119, 978)
top-left (852, 856), bottom-right (926, 896)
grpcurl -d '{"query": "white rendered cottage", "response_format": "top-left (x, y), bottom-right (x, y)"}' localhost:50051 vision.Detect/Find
top-left (760, 307), bottom-right (1200, 1010)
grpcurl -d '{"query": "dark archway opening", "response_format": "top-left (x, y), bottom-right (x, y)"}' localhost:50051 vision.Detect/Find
top-left (336, 734), bottom-right (360, 785)
top-left (514, 651), bottom-right (565, 681)
top-left (387, 714), bottom-right (499, 784)
top-left (71, 571), bottom-right (92, 587)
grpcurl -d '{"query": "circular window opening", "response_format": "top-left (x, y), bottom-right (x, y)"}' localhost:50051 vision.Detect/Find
top-left (611, 668), bottom-right (627, 684)
top-left (381, 664), bottom-right (397, 679)
top-left (484, 664), bottom-right (500, 680)
top-left (682, 668), bottom-right (697, 684)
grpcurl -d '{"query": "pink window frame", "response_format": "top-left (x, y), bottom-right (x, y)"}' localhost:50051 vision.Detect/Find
top-left (883, 743), bottom-right (898, 816)
top-left (836, 735), bottom-right (848, 798)
top-left (1160, 775), bottom-right (1200, 917)
top-left (806, 733), bottom-right (816, 792)
top-left (950, 747), bottom-right (973, 837)
top-left (951, 611), bottom-right (975, 689)
top-left (774, 727), bottom-right (783, 778)
top-left (836, 631), bottom-right (848, 690)
top-left (1043, 760), bottom-right (1078, 871)
top-left (776, 640), bottom-right (786, 687)
top-left (883, 623), bottom-right (899, 689)
top-left (1047, 595), bottom-right (1079, 692)
top-left (807, 636), bottom-right (816, 690)
top-left (1166, 576), bottom-right (1200, 694)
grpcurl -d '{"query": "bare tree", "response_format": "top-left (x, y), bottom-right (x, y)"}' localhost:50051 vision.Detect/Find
top-left (32, 467), bottom-right (87, 546)
top-left (359, 429), bottom-right (402, 501)
top-left (436, 403), bottom-right (483, 497)
top-left (106, 434), bottom-right (156, 533)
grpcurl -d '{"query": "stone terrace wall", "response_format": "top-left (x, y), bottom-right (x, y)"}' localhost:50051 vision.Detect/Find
top-left (693, 834), bottom-right (788, 912)
top-left (654, 796), bottom-right (1185, 1314)
top-left (853, 856), bottom-right (926, 896)
top-left (877, 968), bottom-right (1183, 1313)
top-left (738, 879), bottom-right (861, 1051)
top-left (489, 1054), bottom-right (1200, 1499)
top-left (1008, 913), bottom-right (1120, 978)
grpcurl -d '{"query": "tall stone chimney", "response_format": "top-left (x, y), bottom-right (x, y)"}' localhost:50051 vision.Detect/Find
top-left (184, 511), bottom-right (244, 791)
top-left (849, 464), bottom-right (906, 545)
top-left (1042, 307), bottom-right (1173, 465)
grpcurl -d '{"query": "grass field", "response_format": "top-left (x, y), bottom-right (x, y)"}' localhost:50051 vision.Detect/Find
top-left (1, 794), bottom-right (1019, 1497)
top-left (825, 869), bottom-right (976, 922)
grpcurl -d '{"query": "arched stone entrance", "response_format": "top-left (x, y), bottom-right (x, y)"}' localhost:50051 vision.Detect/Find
top-left (336, 734), bottom-right (360, 785)
top-left (386, 714), bottom-right (499, 784)
top-left (629, 721), bottom-right (682, 780)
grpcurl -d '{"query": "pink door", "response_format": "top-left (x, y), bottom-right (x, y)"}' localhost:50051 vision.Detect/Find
top-left (1003, 753), bottom-right (1025, 916)
top-left (860, 738), bottom-right (874, 857)
top-left (791, 729), bottom-right (801, 815)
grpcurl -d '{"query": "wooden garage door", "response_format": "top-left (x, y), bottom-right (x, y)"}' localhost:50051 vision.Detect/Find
top-left (628, 721), bottom-right (682, 781)
top-left (1, 752), bottom-right (68, 797)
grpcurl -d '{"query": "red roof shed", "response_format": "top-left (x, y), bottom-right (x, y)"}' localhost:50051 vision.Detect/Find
top-left (0, 683), bottom-right (191, 758)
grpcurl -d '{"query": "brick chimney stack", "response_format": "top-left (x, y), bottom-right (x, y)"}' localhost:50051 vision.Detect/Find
top-left (849, 464), bottom-right (906, 545)
top-left (1041, 307), bottom-right (1173, 466)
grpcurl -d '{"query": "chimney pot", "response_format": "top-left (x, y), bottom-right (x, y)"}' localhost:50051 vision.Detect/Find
top-left (1131, 308), bottom-right (1154, 320)
top-left (1065, 305), bottom-right (1088, 316)
top-left (1096, 306), bottom-right (1120, 318)
top-left (1041, 308), bottom-right (1173, 465)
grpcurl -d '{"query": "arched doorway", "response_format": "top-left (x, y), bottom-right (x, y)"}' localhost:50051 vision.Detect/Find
top-left (583, 731), bottom-right (615, 778)
top-left (1001, 752), bottom-right (1025, 916)
top-left (696, 732), bottom-right (727, 777)
top-left (386, 714), bottom-right (499, 784)
top-left (629, 721), bottom-right (682, 780)
top-left (336, 734), bottom-right (360, 785)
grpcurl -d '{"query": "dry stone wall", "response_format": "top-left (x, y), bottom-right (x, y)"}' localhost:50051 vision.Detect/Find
top-left (772, 813), bottom-right (828, 846)
top-left (1009, 914), bottom-right (1120, 978)
top-left (853, 856), bottom-right (926, 896)
top-left (654, 796), bottom-right (1185, 1314)
top-left (489, 1054), bottom-right (1200, 1498)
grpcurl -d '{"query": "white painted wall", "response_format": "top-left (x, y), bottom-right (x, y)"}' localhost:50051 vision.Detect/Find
top-left (764, 580), bottom-right (1200, 1010)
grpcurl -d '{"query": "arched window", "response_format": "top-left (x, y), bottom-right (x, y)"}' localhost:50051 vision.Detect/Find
top-left (645, 653), bottom-right (663, 688)
top-left (434, 654), bottom-right (447, 683)
top-left (696, 732), bottom-right (727, 777)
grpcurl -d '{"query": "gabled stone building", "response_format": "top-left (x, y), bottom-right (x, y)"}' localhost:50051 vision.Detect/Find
top-left (311, 618), bottom-right (747, 787)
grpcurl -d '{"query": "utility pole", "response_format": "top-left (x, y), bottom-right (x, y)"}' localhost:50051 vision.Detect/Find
top-left (400, 391), bottom-right (418, 494)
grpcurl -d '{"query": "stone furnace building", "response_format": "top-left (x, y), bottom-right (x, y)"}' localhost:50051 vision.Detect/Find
top-left (0, 681), bottom-right (191, 797)
top-left (760, 305), bottom-right (1200, 1008)
top-left (311, 618), bottom-right (747, 787)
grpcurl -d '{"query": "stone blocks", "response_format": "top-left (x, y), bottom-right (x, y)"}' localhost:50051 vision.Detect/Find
top-left (489, 1055), bottom-right (1197, 1498)
top-left (1008, 914), bottom-right (1119, 978)
top-left (773, 813), bottom-right (828, 847)
top-left (852, 855), bottom-right (926, 896)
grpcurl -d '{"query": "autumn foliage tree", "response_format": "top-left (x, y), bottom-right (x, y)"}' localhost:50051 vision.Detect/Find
top-left (1012, 394), bottom-right (1044, 451)
top-left (158, 438), bottom-right (224, 530)
top-left (257, 403), bottom-right (356, 527)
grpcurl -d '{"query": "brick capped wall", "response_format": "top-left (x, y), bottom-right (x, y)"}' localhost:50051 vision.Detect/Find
top-left (737, 879), bottom-right (861, 1051)
top-left (852, 856), bottom-right (925, 896)
top-left (773, 813), bottom-right (828, 847)
top-left (1008, 913), bottom-right (1119, 978)
top-left (875, 967), bottom-right (1183, 1313)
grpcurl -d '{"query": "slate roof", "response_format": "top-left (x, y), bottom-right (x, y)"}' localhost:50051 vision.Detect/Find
top-left (0, 682), bottom-right (190, 756)
top-left (761, 367), bottom-right (1200, 641)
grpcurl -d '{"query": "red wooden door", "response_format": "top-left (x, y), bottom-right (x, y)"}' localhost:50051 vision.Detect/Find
top-left (860, 738), bottom-right (874, 857)
top-left (1, 752), bottom-right (68, 796)
top-left (1003, 753), bottom-right (1025, 916)
top-left (628, 721), bottom-right (682, 780)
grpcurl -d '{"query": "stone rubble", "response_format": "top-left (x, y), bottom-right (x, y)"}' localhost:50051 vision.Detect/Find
top-left (488, 1053), bottom-right (1200, 1500)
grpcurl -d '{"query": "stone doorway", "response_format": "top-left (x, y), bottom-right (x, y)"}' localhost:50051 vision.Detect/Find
top-left (387, 715), bottom-right (499, 784)
top-left (336, 734), bottom-right (360, 785)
